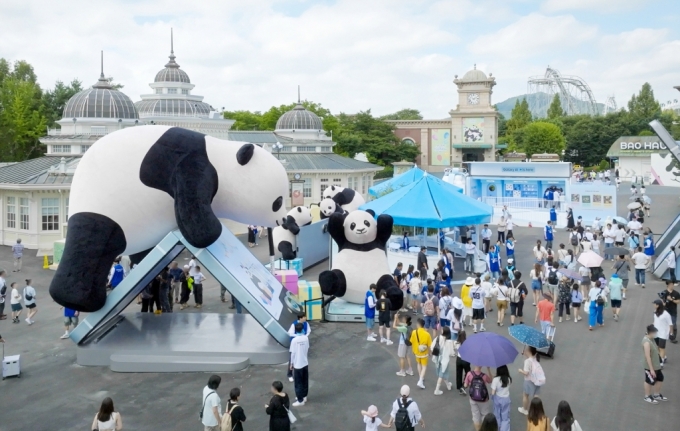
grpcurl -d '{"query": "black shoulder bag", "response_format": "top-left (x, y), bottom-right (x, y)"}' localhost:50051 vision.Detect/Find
top-left (199, 391), bottom-right (215, 421)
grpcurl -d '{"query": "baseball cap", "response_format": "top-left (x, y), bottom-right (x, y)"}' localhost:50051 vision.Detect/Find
top-left (400, 385), bottom-right (410, 396)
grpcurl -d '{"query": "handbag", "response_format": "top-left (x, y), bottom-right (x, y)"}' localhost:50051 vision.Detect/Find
top-left (199, 391), bottom-right (215, 421)
top-left (285, 406), bottom-right (297, 424)
top-left (432, 336), bottom-right (441, 357)
top-left (416, 329), bottom-right (427, 353)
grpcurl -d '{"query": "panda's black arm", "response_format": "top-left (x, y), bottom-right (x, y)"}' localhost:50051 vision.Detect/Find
top-left (327, 212), bottom-right (347, 249)
top-left (332, 188), bottom-right (353, 206)
top-left (283, 215), bottom-right (300, 235)
top-left (376, 214), bottom-right (394, 247)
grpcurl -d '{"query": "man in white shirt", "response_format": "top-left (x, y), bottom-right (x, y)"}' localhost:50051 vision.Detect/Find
top-left (603, 224), bottom-right (615, 260)
top-left (632, 247), bottom-right (650, 288)
top-left (553, 190), bottom-right (561, 210)
top-left (189, 256), bottom-right (198, 277)
top-left (465, 239), bottom-right (477, 274)
top-left (665, 246), bottom-right (677, 284)
top-left (627, 220), bottom-right (642, 236)
top-left (614, 226), bottom-right (626, 246)
top-left (584, 227), bottom-right (594, 242)
top-left (192, 266), bottom-right (206, 308)
top-left (481, 224), bottom-right (492, 254)
top-left (201, 375), bottom-right (222, 431)
top-left (290, 323), bottom-right (310, 406)
top-left (506, 217), bottom-right (514, 239)
top-left (533, 240), bottom-right (547, 264)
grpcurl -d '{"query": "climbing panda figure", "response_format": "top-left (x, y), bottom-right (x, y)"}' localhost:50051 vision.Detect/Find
top-left (272, 206), bottom-right (312, 260)
top-left (50, 125), bottom-right (290, 312)
top-left (319, 210), bottom-right (403, 310)
top-left (319, 197), bottom-right (344, 220)
top-left (322, 185), bottom-right (366, 213)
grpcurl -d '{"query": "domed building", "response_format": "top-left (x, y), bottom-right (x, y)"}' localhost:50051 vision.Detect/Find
top-left (135, 30), bottom-right (234, 138)
top-left (389, 65), bottom-right (502, 171)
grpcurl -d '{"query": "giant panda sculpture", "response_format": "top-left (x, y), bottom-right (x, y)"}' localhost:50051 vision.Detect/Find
top-left (319, 210), bottom-right (403, 310)
top-left (322, 185), bottom-right (365, 213)
top-left (50, 125), bottom-right (289, 312)
top-left (272, 206), bottom-right (312, 260)
top-left (319, 197), bottom-right (344, 220)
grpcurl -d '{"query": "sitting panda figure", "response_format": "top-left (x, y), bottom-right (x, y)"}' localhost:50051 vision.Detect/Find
top-left (322, 185), bottom-right (366, 213)
top-left (272, 206), bottom-right (312, 260)
top-left (319, 197), bottom-right (344, 220)
top-left (50, 126), bottom-right (289, 312)
top-left (319, 210), bottom-right (403, 310)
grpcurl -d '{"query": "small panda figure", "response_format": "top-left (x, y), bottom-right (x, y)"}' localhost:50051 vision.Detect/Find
top-left (319, 197), bottom-right (344, 220)
top-left (50, 125), bottom-right (289, 312)
top-left (319, 210), bottom-right (403, 310)
top-left (272, 206), bottom-right (312, 260)
top-left (322, 185), bottom-right (365, 213)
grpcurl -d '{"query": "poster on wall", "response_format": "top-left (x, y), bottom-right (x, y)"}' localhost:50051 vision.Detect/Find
top-left (568, 183), bottom-right (617, 223)
top-left (463, 118), bottom-right (484, 143)
top-left (431, 129), bottom-right (451, 166)
top-left (651, 153), bottom-right (680, 187)
top-left (291, 181), bottom-right (305, 206)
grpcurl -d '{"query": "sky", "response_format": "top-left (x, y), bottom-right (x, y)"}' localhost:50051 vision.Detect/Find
top-left (1, 0), bottom-right (679, 118)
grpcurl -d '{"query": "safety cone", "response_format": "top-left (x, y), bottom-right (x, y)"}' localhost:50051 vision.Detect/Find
top-left (528, 221), bottom-right (533, 228)
top-left (43, 255), bottom-right (49, 269)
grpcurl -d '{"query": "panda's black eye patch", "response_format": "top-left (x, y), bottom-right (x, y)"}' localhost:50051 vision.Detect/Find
top-left (364, 220), bottom-right (370, 227)
top-left (350, 222), bottom-right (356, 230)
top-left (272, 196), bottom-right (283, 212)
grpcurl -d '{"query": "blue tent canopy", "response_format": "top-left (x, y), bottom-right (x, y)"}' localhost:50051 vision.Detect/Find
top-left (369, 166), bottom-right (460, 197)
top-left (360, 173), bottom-right (492, 228)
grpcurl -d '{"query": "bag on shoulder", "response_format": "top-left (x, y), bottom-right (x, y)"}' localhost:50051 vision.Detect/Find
top-left (423, 294), bottom-right (435, 316)
top-left (570, 233), bottom-right (578, 246)
top-left (530, 360), bottom-right (546, 386)
top-left (469, 372), bottom-right (489, 402)
top-left (24, 291), bottom-right (33, 301)
top-left (404, 327), bottom-right (413, 347)
top-left (221, 403), bottom-right (238, 431)
top-left (395, 399), bottom-right (414, 431)
top-left (596, 288), bottom-right (606, 306)
top-left (199, 391), bottom-right (215, 421)
top-left (547, 270), bottom-right (558, 285)
top-left (432, 336), bottom-right (441, 357)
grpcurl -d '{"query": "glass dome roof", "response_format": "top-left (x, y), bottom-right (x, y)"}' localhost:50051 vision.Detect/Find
top-left (154, 29), bottom-right (190, 83)
top-left (135, 99), bottom-right (212, 118)
top-left (275, 103), bottom-right (323, 130)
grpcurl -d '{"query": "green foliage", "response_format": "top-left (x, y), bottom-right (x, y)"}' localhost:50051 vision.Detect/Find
top-left (514, 122), bottom-right (565, 158)
top-left (598, 160), bottom-right (609, 171)
top-left (380, 109), bottom-right (423, 121)
top-left (42, 79), bottom-right (83, 127)
top-left (638, 130), bottom-right (654, 136)
top-left (223, 110), bottom-right (265, 130)
top-left (373, 167), bottom-right (394, 179)
top-left (547, 94), bottom-right (565, 119)
top-left (505, 99), bottom-right (533, 146)
top-left (494, 105), bottom-right (507, 137)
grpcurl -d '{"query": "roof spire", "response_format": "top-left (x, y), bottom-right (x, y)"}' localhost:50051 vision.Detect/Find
top-left (474, 63), bottom-right (476, 70)
top-left (171, 28), bottom-right (174, 54)
top-left (93, 51), bottom-right (113, 89)
top-left (297, 85), bottom-right (300, 103)
top-left (100, 50), bottom-right (104, 78)
top-left (165, 28), bottom-right (179, 68)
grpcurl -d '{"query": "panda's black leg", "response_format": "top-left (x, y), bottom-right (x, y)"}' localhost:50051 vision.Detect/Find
top-left (49, 212), bottom-right (126, 312)
top-left (172, 156), bottom-right (222, 248)
top-left (377, 274), bottom-right (403, 311)
top-left (319, 269), bottom-right (347, 297)
top-left (277, 241), bottom-right (296, 261)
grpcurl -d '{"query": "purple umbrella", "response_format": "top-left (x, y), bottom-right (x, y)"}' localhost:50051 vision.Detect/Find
top-left (458, 332), bottom-right (519, 367)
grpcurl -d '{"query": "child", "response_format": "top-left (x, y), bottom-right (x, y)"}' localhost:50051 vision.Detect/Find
top-left (377, 291), bottom-right (393, 345)
top-left (571, 283), bottom-right (583, 323)
top-left (409, 271), bottom-right (422, 313)
top-left (60, 307), bottom-right (79, 339)
top-left (505, 258), bottom-right (516, 282)
top-left (395, 315), bottom-right (414, 377)
top-left (365, 284), bottom-right (377, 341)
top-left (361, 405), bottom-right (390, 430)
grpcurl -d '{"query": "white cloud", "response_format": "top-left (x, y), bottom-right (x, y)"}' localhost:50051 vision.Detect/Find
top-left (541, 0), bottom-right (651, 13)
top-left (468, 13), bottom-right (598, 59)
top-left (599, 28), bottom-right (670, 53)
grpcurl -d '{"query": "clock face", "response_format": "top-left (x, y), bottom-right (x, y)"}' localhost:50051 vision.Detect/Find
top-left (293, 173), bottom-right (301, 180)
top-left (467, 93), bottom-right (480, 105)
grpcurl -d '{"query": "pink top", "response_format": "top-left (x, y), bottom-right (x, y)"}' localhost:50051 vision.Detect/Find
top-left (464, 370), bottom-right (492, 387)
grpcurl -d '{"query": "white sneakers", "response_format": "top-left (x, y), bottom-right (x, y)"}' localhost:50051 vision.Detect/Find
top-left (60, 331), bottom-right (70, 339)
top-left (25, 318), bottom-right (34, 325)
top-left (292, 400), bottom-right (305, 407)
top-left (380, 338), bottom-right (393, 345)
top-left (518, 407), bottom-right (528, 415)
top-left (417, 380), bottom-right (425, 389)
top-left (396, 371), bottom-right (406, 377)
top-left (434, 389), bottom-right (443, 395)
top-left (288, 377), bottom-right (294, 382)
top-left (367, 336), bottom-right (376, 341)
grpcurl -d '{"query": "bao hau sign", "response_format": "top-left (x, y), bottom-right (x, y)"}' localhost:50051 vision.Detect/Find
top-left (607, 136), bottom-right (670, 157)
top-left (620, 141), bottom-right (667, 150)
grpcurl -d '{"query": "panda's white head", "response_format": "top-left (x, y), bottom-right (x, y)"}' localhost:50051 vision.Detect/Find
top-left (207, 139), bottom-right (289, 228)
top-left (320, 198), bottom-right (338, 218)
top-left (343, 210), bottom-right (377, 244)
top-left (288, 206), bottom-right (312, 226)
top-left (322, 185), bottom-right (344, 200)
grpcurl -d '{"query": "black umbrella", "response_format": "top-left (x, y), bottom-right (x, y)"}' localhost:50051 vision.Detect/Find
top-left (604, 246), bottom-right (629, 256)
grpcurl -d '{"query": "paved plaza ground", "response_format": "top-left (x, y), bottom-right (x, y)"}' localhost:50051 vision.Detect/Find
top-left (1, 184), bottom-right (680, 431)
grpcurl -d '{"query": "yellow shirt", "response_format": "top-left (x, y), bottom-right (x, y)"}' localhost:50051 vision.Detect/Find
top-left (461, 284), bottom-right (472, 308)
top-left (409, 328), bottom-right (432, 358)
top-left (526, 416), bottom-right (548, 431)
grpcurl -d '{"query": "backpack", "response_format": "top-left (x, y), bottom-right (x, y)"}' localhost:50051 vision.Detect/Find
top-left (394, 399), bottom-right (414, 431)
top-left (596, 288), bottom-right (606, 306)
top-left (508, 282), bottom-right (523, 303)
top-left (570, 233), bottom-right (578, 246)
top-left (423, 294), bottom-right (435, 316)
top-left (221, 403), bottom-right (238, 431)
top-left (469, 372), bottom-right (489, 402)
top-left (530, 359), bottom-right (546, 386)
top-left (403, 327), bottom-right (413, 347)
top-left (548, 269), bottom-right (558, 285)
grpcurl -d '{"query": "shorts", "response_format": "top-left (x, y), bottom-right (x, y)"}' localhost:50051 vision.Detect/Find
top-left (621, 279), bottom-right (629, 288)
top-left (463, 306), bottom-right (473, 318)
top-left (398, 343), bottom-right (407, 358)
top-left (411, 293), bottom-right (420, 300)
top-left (64, 316), bottom-right (79, 326)
top-left (423, 315), bottom-right (437, 329)
top-left (415, 356), bottom-right (428, 366)
top-left (472, 308), bottom-right (486, 320)
top-left (496, 300), bottom-right (508, 311)
top-left (439, 318), bottom-right (450, 328)
top-left (610, 299), bottom-right (622, 308)
top-left (365, 317), bottom-right (374, 329)
top-left (510, 302), bottom-right (523, 317)
top-left (26, 303), bottom-right (36, 309)
top-left (523, 379), bottom-right (541, 398)
top-left (645, 369), bottom-right (664, 385)
top-left (655, 337), bottom-right (667, 349)
top-left (571, 302), bottom-right (581, 308)
top-left (540, 320), bottom-right (551, 334)
top-left (531, 280), bottom-right (542, 291)
top-left (469, 399), bottom-right (491, 424)
top-left (378, 313), bottom-right (391, 327)
top-left (11, 303), bottom-right (22, 312)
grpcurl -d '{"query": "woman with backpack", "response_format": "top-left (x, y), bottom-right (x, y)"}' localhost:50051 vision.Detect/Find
top-left (439, 287), bottom-right (453, 330)
top-left (517, 347), bottom-right (544, 416)
top-left (587, 280), bottom-right (609, 331)
top-left (432, 326), bottom-right (454, 395)
top-left (509, 271), bottom-right (527, 326)
top-left (464, 364), bottom-right (493, 431)
top-left (557, 276), bottom-right (572, 323)
top-left (491, 365), bottom-right (512, 431)
top-left (455, 331), bottom-right (471, 396)
top-left (447, 304), bottom-right (464, 341)
top-left (569, 229), bottom-right (580, 256)
top-left (387, 385), bottom-right (424, 430)
top-left (529, 264), bottom-right (544, 306)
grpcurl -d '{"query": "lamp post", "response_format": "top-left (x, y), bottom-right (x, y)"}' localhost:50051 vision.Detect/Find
top-left (273, 142), bottom-right (283, 160)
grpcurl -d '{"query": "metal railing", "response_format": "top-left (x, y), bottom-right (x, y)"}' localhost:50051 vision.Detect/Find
top-left (482, 197), bottom-right (566, 211)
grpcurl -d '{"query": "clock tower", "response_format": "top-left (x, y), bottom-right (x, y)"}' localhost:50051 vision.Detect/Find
top-left (449, 65), bottom-right (499, 163)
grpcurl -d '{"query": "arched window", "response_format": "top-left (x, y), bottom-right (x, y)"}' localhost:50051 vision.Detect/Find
top-left (402, 138), bottom-right (416, 146)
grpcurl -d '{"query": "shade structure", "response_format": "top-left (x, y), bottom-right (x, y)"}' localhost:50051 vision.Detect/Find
top-left (458, 332), bottom-right (519, 367)
top-left (370, 167), bottom-right (431, 197)
top-left (360, 173), bottom-right (492, 228)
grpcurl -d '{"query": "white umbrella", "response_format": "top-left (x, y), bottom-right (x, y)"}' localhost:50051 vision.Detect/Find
top-left (578, 250), bottom-right (604, 268)
top-left (627, 202), bottom-right (641, 210)
top-left (642, 195), bottom-right (652, 204)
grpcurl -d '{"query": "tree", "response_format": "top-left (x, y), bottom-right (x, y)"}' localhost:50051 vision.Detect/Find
top-left (223, 110), bottom-right (264, 130)
top-left (380, 109), bottom-right (423, 121)
top-left (494, 106), bottom-right (507, 138)
top-left (514, 122), bottom-right (565, 158)
top-left (42, 79), bottom-right (83, 127)
top-left (547, 94), bottom-right (564, 119)
top-left (505, 98), bottom-right (532, 141)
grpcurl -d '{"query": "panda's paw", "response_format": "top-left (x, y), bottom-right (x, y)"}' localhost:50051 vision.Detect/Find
top-left (319, 269), bottom-right (347, 297)
top-left (377, 274), bottom-right (403, 311)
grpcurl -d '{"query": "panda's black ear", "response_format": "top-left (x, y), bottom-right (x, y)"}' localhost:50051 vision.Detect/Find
top-left (296, 207), bottom-right (302, 213)
top-left (237, 143), bottom-right (255, 166)
top-left (331, 185), bottom-right (335, 191)
top-left (365, 209), bottom-right (376, 217)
